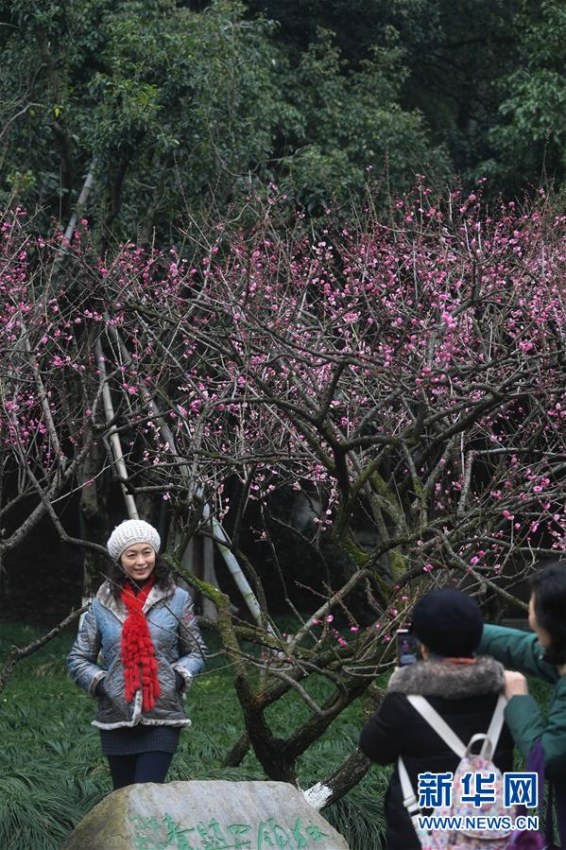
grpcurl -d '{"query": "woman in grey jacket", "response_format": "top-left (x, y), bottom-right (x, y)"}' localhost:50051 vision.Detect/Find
top-left (67, 519), bottom-right (207, 789)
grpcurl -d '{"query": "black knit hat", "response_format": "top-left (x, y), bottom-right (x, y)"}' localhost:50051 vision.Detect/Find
top-left (411, 588), bottom-right (483, 657)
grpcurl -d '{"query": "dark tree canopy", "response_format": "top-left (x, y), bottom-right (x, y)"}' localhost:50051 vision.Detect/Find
top-left (1, 0), bottom-right (564, 240)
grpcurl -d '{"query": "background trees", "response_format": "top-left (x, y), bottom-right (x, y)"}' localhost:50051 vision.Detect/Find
top-left (488, 0), bottom-right (566, 191)
top-left (0, 0), bottom-right (287, 238)
top-left (2, 0), bottom-right (563, 237)
top-left (245, 0), bottom-right (566, 192)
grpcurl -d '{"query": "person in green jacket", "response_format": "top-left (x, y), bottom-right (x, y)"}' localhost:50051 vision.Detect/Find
top-left (478, 559), bottom-right (566, 782)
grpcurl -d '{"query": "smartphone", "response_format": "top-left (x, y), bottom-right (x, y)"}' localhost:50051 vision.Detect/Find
top-left (396, 629), bottom-right (420, 666)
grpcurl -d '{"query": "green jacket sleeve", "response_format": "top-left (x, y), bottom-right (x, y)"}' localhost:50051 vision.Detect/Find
top-left (505, 680), bottom-right (566, 781)
top-left (478, 624), bottom-right (557, 683)
top-left (479, 624), bottom-right (566, 781)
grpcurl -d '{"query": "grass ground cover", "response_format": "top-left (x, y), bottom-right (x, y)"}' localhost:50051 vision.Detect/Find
top-left (0, 622), bottom-right (387, 850)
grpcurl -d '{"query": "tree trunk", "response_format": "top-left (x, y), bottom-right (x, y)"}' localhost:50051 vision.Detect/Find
top-left (78, 443), bottom-right (110, 599)
top-left (234, 673), bottom-right (298, 784)
top-left (304, 749), bottom-right (371, 810)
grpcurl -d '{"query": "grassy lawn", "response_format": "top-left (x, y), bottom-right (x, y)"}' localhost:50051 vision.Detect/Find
top-left (0, 622), bottom-right (388, 850)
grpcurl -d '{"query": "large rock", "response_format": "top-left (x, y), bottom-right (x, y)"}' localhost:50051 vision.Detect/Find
top-left (61, 779), bottom-right (350, 850)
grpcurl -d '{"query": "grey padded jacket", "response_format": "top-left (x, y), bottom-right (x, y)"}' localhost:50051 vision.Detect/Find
top-left (67, 580), bottom-right (206, 730)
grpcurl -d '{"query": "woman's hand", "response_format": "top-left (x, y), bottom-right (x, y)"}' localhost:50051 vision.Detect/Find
top-left (504, 670), bottom-right (528, 699)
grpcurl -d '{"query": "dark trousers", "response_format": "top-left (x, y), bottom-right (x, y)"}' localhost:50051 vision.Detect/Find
top-left (107, 751), bottom-right (174, 789)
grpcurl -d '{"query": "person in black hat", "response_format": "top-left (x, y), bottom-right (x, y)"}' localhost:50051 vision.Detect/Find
top-left (410, 587), bottom-right (484, 658)
top-left (359, 588), bottom-right (513, 850)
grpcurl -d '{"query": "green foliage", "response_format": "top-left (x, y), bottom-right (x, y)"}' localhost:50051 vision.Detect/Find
top-left (277, 29), bottom-right (451, 210)
top-left (0, 623), bottom-right (386, 850)
top-left (89, 0), bottom-right (285, 219)
top-left (0, 630), bottom-right (106, 850)
top-left (244, 0), bottom-right (565, 198)
top-left (0, 0), bottom-right (452, 236)
top-left (1, 0), bottom-right (561, 257)
top-left (488, 0), bottom-right (566, 189)
top-left (0, 0), bottom-right (286, 234)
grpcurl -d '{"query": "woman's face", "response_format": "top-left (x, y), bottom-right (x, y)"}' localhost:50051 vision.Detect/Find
top-left (528, 592), bottom-right (552, 648)
top-left (119, 542), bottom-right (156, 583)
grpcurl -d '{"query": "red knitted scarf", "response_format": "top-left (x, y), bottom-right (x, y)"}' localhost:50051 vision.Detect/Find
top-left (121, 576), bottom-right (160, 711)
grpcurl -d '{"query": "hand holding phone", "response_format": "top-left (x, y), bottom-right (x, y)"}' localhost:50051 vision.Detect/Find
top-left (396, 629), bottom-right (420, 666)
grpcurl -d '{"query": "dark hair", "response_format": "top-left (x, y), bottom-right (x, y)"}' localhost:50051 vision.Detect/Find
top-left (107, 554), bottom-right (173, 600)
top-left (531, 560), bottom-right (566, 665)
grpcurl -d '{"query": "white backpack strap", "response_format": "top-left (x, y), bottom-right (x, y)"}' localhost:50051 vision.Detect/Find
top-left (481, 693), bottom-right (506, 757)
top-left (407, 695), bottom-right (467, 758)
top-left (407, 693), bottom-right (507, 759)
top-left (398, 756), bottom-right (422, 831)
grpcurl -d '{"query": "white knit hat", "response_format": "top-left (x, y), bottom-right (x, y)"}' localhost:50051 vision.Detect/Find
top-left (106, 519), bottom-right (161, 562)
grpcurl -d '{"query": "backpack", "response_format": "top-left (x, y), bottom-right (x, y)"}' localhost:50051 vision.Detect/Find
top-left (398, 694), bottom-right (512, 850)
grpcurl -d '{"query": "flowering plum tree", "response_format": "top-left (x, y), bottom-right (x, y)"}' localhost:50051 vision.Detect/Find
top-left (1, 185), bottom-right (565, 799)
